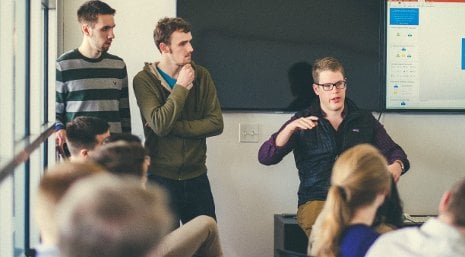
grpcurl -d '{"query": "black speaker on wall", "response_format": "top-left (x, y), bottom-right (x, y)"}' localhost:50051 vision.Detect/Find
top-left (274, 214), bottom-right (308, 257)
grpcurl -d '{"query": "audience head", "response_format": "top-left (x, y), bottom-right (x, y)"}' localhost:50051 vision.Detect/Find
top-left (35, 161), bottom-right (106, 245)
top-left (312, 56), bottom-right (345, 84)
top-left (95, 133), bottom-right (148, 185)
top-left (57, 174), bottom-right (173, 257)
top-left (313, 144), bottom-right (391, 257)
top-left (439, 176), bottom-right (465, 229)
top-left (66, 116), bottom-right (110, 159)
top-left (153, 17), bottom-right (191, 52)
top-left (77, 0), bottom-right (115, 26)
top-left (89, 141), bottom-right (149, 179)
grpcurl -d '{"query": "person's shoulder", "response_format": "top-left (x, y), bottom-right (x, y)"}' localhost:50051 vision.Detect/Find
top-left (345, 98), bottom-right (374, 119)
top-left (346, 98), bottom-right (363, 112)
top-left (294, 108), bottom-right (311, 118)
top-left (345, 224), bottom-right (378, 238)
top-left (295, 98), bottom-right (320, 118)
top-left (134, 63), bottom-right (152, 76)
top-left (56, 49), bottom-right (79, 62)
top-left (133, 63), bottom-right (159, 84)
top-left (365, 227), bottom-right (415, 257)
top-left (377, 226), bottom-right (418, 243)
top-left (102, 52), bottom-right (125, 62)
top-left (340, 225), bottom-right (379, 257)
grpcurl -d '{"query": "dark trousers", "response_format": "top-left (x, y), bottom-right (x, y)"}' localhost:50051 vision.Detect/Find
top-left (148, 173), bottom-right (216, 226)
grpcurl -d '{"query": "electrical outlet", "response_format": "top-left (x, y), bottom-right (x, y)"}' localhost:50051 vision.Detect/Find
top-left (239, 123), bottom-right (259, 143)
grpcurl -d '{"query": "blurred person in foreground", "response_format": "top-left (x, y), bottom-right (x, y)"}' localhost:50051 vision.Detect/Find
top-left (89, 141), bottom-right (224, 257)
top-left (312, 144), bottom-right (391, 257)
top-left (28, 161), bottom-right (106, 257)
top-left (366, 176), bottom-right (465, 257)
top-left (57, 174), bottom-right (172, 257)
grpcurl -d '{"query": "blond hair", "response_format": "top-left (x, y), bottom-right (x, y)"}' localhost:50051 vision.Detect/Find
top-left (312, 57), bottom-right (345, 83)
top-left (313, 144), bottom-right (391, 257)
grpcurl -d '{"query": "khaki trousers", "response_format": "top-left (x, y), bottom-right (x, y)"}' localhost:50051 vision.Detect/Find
top-left (296, 200), bottom-right (326, 237)
top-left (149, 215), bottom-right (223, 257)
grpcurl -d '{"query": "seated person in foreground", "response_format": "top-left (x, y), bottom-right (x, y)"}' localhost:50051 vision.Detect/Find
top-left (309, 175), bottom-right (403, 253)
top-left (311, 144), bottom-right (391, 257)
top-left (366, 176), bottom-right (465, 257)
top-left (56, 174), bottom-right (172, 257)
top-left (65, 116), bottom-right (110, 160)
top-left (28, 161), bottom-right (106, 257)
top-left (89, 140), bottom-right (224, 257)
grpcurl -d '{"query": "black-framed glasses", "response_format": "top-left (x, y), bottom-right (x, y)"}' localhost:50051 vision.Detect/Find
top-left (315, 80), bottom-right (347, 91)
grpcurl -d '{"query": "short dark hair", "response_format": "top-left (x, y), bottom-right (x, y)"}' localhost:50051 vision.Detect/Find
top-left (153, 17), bottom-right (191, 52)
top-left (77, 0), bottom-right (116, 25)
top-left (89, 141), bottom-right (147, 178)
top-left (66, 116), bottom-right (110, 156)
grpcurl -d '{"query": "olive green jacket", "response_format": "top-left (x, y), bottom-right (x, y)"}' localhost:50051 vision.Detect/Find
top-left (133, 62), bottom-right (223, 180)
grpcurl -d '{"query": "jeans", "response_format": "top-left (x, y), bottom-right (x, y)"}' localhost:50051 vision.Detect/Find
top-left (149, 173), bottom-right (216, 225)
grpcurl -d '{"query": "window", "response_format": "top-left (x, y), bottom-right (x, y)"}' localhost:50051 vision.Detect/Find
top-left (0, 0), bottom-right (56, 256)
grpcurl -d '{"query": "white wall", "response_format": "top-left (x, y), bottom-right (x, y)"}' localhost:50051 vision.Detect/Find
top-left (379, 113), bottom-right (465, 214)
top-left (60, 1), bottom-right (465, 257)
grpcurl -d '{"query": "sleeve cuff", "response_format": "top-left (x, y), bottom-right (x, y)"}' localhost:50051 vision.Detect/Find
top-left (54, 123), bottom-right (65, 131)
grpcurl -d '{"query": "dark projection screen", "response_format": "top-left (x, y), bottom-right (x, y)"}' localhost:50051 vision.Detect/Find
top-left (178, 0), bottom-right (384, 112)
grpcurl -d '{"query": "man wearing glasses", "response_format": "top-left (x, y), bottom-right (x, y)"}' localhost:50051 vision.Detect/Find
top-left (258, 56), bottom-right (410, 237)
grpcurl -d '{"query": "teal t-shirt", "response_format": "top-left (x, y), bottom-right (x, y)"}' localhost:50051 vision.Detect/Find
top-left (156, 66), bottom-right (176, 89)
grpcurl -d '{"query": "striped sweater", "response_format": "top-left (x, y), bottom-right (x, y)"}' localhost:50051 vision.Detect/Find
top-left (55, 49), bottom-right (131, 133)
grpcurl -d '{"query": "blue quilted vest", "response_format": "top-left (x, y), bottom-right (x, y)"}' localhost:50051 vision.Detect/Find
top-left (292, 99), bottom-right (375, 206)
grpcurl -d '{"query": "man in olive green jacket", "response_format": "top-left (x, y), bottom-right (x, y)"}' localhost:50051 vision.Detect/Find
top-left (133, 17), bottom-right (223, 225)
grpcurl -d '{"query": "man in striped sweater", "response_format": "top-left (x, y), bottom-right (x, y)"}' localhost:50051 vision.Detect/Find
top-left (55, 0), bottom-right (131, 147)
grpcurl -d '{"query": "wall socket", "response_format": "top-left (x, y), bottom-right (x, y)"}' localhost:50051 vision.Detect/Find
top-left (239, 123), bottom-right (259, 143)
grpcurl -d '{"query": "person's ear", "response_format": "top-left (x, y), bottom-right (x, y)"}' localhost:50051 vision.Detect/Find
top-left (439, 191), bottom-right (451, 213)
top-left (79, 148), bottom-right (90, 159)
top-left (375, 192), bottom-right (386, 207)
top-left (313, 84), bottom-right (320, 96)
top-left (159, 42), bottom-right (170, 53)
top-left (81, 23), bottom-right (91, 36)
